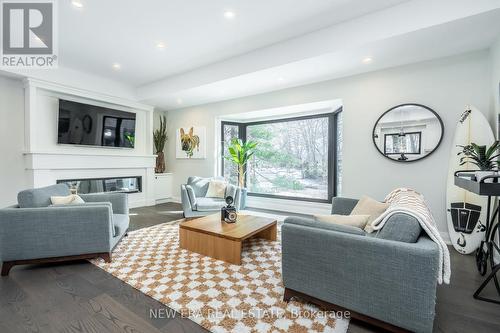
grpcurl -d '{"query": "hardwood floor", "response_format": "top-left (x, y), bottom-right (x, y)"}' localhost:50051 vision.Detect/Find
top-left (0, 202), bottom-right (206, 333)
top-left (0, 202), bottom-right (499, 333)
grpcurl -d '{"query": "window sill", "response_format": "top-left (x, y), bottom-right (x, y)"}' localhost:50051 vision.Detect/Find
top-left (246, 195), bottom-right (331, 215)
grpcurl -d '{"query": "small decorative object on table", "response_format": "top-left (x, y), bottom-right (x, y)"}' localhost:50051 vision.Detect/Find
top-left (221, 196), bottom-right (237, 223)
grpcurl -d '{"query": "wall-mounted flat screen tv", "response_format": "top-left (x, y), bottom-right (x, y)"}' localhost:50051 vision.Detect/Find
top-left (57, 99), bottom-right (136, 148)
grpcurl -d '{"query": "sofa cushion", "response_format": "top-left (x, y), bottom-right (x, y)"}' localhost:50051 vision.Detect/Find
top-left (195, 197), bottom-right (226, 211)
top-left (18, 184), bottom-right (71, 208)
top-left (331, 197), bottom-right (359, 215)
top-left (206, 180), bottom-right (227, 198)
top-left (187, 176), bottom-right (210, 197)
top-left (350, 195), bottom-right (389, 233)
top-left (375, 213), bottom-right (422, 243)
top-left (113, 214), bottom-right (130, 237)
top-left (314, 214), bottom-right (370, 229)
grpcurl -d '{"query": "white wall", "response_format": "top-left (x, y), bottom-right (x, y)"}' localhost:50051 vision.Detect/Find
top-left (165, 51), bottom-right (492, 234)
top-left (490, 36), bottom-right (500, 135)
top-left (490, 37), bottom-right (500, 264)
top-left (0, 76), bottom-right (27, 207)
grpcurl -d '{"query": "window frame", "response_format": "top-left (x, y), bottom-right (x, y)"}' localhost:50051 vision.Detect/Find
top-left (221, 108), bottom-right (342, 203)
top-left (383, 131), bottom-right (422, 155)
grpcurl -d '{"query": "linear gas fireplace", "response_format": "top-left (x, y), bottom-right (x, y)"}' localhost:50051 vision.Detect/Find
top-left (57, 176), bottom-right (142, 195)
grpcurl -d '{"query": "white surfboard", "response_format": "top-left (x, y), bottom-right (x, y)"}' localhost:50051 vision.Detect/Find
top-left (446, 106), bottom-right (493, 254)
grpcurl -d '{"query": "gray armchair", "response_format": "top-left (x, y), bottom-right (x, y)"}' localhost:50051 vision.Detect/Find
top-left (0, 184), bottom-right (129, 276)
top-left (281, 197), bottom-right (439, 333)
top-left (181, 176), bottom-right (241, 218)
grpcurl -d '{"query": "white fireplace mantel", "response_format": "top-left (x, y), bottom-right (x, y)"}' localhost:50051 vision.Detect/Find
top-left (22, 79), bottom-right (158, 208)
top-left (24, 151), bottom-right (156, 170)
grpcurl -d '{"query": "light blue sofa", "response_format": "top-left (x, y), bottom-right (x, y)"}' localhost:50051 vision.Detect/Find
top-left (181, 176), bottom-right (241, 217)
top-left (281, 197), bottom-right (439, 333)
top-left (0, 184), bottom-right (129, 276)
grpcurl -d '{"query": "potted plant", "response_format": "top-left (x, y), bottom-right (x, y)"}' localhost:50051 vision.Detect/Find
top-left (225, 138), bottom-right (258, 209)
top-left (153, 115), bottom-right (168, 173)
top-left (458, 141), bottom-right (500, 181)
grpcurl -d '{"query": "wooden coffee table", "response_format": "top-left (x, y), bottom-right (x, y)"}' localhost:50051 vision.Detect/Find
top-left (179, 214), bottom-right (277, 265)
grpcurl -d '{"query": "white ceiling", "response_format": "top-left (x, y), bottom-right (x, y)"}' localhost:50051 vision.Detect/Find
top-left (142, 8), bottom-right (500, 108)
top-left (59, 0), bottom-right (407, 85)
top-left (12, 0), bottom-right (500, 109)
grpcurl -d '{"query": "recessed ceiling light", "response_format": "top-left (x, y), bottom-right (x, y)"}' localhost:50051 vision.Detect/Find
top-left (362, 57), bottom-right (373, 64)
top-left (224, 10), bottom-right (236, 19)
top-left (176, 98), bottom-right (183, 105)
top-left (277, 77), bottom-right (285, 82)
top-left (112, 63), bottom-right (121, 70)
top-left (156, 41), bottom-right (166, 49)
top-left (71, 0), bottom-right (83, 8)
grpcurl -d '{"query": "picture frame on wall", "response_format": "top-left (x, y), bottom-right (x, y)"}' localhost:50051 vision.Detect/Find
top-left (176, 126), bottom-right (207, 159)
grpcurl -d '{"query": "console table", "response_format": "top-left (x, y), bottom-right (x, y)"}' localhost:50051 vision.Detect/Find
top-left (454, 171), bottom-right (500, 304)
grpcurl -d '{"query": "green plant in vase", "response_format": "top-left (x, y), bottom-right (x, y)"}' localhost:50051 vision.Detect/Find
top-left (153, 115), bottom-right (168, 173)
top-left (458, 141), bottom-right (500, 181)
top-left (225, 138), bottom-right (258, 208)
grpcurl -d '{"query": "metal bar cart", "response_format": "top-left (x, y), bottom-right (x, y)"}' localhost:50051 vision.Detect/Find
top-left (454, 171), bottom-right (500, 304)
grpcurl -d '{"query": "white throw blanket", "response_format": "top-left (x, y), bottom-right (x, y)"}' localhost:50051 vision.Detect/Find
top-left (371, 188), bottom-right (451, 284)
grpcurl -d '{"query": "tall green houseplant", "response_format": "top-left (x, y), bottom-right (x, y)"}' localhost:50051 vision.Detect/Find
top-left (153, 115), bottom-right (168, 173)
top-left (225, 138), bottom-right (258, 188)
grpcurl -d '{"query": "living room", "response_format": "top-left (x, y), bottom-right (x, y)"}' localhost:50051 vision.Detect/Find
top-left (1, 1), bottom-right (500, 332)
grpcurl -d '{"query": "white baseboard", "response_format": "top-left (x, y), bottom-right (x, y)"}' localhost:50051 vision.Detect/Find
top-left (129, 201), bottom-right (145, 209)
top-left (155, 197), bottom-right (181, 204)
top-left (169, 197), bottom-right (182, 204)
top-left (129, 199), bottom-right (154, 208)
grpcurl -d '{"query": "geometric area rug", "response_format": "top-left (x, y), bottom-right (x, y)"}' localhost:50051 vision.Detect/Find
top-left (91, 221), bottom-right (349, 333)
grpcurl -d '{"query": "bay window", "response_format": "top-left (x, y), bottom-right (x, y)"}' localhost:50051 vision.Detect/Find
top-left (221, 110), bottom-right (342, 203)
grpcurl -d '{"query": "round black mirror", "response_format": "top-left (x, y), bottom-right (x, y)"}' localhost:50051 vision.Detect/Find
top-left (372, 104), bottom-right (444, 162)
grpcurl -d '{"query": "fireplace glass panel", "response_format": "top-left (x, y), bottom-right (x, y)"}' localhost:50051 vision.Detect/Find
top-left (57, 176), bottom-right (141, 194)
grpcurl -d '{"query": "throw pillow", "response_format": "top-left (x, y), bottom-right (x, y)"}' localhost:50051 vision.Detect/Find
top-left (206, 180), bottom-right (227, 198)
top-left (375, 213), bottom-right (422, 243)
top-left (50, 194), bottom-right (85, 205)
top-left (314, 214), bottom-right (370, 229)
top-left (350, 195), bottom-right (389, 233)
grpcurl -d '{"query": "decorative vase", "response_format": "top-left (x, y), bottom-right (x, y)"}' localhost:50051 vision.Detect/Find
top-left (155, 151), bottom-right (166, 173)
top-left (240, 187), bottom-right (248, 209)
top-left (474, 170), bottom-right (497, 183)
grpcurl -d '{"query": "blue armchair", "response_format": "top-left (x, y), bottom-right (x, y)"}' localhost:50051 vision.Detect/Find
top-left (181, 176), bottom-right (241, 218)
top-left (0, 184), bottom-right (129, 276)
